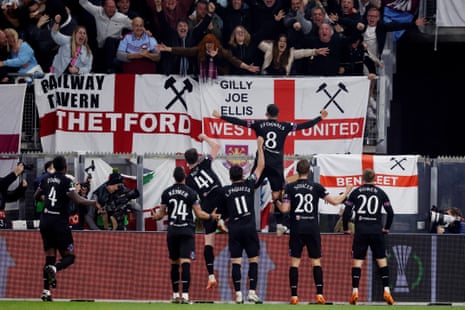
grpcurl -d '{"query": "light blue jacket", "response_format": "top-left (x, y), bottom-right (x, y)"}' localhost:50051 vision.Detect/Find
top-left (4, 41), bottom-right (40, 74)
top-left (51, 29), bottom-right (93, 77)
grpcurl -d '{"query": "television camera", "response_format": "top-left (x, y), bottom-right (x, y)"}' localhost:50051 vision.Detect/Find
top-left (107, 184), bottom-right (140, 230)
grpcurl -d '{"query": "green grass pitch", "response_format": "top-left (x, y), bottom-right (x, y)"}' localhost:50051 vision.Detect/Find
top-left (1, 301), bottom-right (464, 310)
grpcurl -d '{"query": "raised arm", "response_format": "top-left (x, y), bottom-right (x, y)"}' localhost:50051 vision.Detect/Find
top-left (253, 136), bottom-right (265, 181)
top-left (51, 15), bottom-right (70, 45)
top-left (199, 133), bottom-right (220, 159)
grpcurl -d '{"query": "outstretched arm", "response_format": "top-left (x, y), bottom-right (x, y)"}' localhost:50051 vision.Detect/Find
top-left (68, 190), bottom-right (97, 207)
top-left (199, 133), bottom-right (220, 159)
top-left (324, 184), bottom-right (353, 205)
top-left (212, 109), bottom-right (249, 127)
top-left (295, 109), bottom-right (328, 130)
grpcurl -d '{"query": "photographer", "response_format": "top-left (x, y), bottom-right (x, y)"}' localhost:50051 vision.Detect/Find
top-left (435, 207), bottom-right (465, 234)
top-left (0, 162), bottom-right (28, 229)
top-left (88, 170), bottom-right (140, 231)
top-left (86, 171), bottom-right (124, 230)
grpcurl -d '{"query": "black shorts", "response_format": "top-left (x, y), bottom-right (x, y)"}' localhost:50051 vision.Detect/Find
top-left (201, 191), bottom-right (223, 234)
top-left (257, 165), bottom-right (284, 192)
top-left (289, 233), bottom-right (321, 259)
top-left (203, 218), bottom-right (218, 234)
top-left (352, 233), bottom-right (386, 260)
top-left (167, 233), bottom-right (195, 261)
top-left (39, 215), bottom-right (74, 252)
top-left (228, 229), bottom-right (260, 259)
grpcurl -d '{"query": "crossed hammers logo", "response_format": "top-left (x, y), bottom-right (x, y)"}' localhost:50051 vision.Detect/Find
top-left (316, 82), bottom-right (348, 113)
top-left (164, 76), bottom-right (193, 111)
top-left (390, 157), bottom-right (407, 170)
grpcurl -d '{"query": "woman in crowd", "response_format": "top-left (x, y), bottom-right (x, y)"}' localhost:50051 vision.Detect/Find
top-left (157, 33), bottom-right (259, 81)
top-left (50, 15), bottom-right (93, 76)
top-left (259, 33), bottom-right (329, 75)
top-left (227, 25), bottom-right (261, 75)
top-left (0, 27), bottom-right (43, 81)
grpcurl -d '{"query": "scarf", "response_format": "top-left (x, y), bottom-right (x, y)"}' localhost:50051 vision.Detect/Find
top-left (199, 56), bottom-right (217, 82)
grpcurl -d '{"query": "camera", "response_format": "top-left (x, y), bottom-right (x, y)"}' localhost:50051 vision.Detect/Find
top-left (430, 206), bottom-right (463, 226)
top-left (107, 185), bottom-right (140, 215)
top-left (84, 160), bottom-right (95, 180)
top-left (107, 185), bottom-right (140, 230)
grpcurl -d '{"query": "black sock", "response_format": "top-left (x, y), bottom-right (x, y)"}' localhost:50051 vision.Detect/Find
top-left (181, 262), bottom-right (190, 293)
top-left (232, 263), bottom-right (241, 292)
top-left (313, 266), bottom-right (323, 295)
top-left (171, 264), bottom-right (179, 293)
top-left (352, 267), bottom-right (361, 289)
top-left (248, 262), bottom-right (258, 291)
top-left (45, 256), bottom-right (56, 266)
top-left (204, 245), bottom-right (214, 275)
top-left (43, 256), bottom-right (56, 290)
top-left (289, 266), bottom-right (298, 296)
top-left (379, 266), bottom-right (390, 288)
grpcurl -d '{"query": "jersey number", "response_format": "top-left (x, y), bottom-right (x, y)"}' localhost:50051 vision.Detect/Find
top-left (294, 193), bottom-right (314, 213)
top-left (357, 194), bottom-right (380, 215)
top-left (169, 199), bottom-right (189, 221)
top-left (234, 196), bottom-right (248, 215)
top-left (48, 186), bottom-right (58, 207)
top-left (193, 170), bottom-right (214, 190)
top-left (265, 131), bottom-right (277, 149)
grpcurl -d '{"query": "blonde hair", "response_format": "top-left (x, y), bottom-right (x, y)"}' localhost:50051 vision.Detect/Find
top-left (71, 26), bottom-right (92, 57)
top-left (4, 28), bottom-right (18, 41)
top-left (228, 26), bottom-right (251, 48)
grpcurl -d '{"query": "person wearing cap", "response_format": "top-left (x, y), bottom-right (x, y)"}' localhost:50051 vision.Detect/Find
top-left (86, 170), bottom-right (123, 230)
top-left (213, 104), bottom-right (328, 234)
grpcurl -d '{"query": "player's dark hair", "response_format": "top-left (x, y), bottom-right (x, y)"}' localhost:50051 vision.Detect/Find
top-left (173, 166), bottom-right (186, 182)
top-left (52, 155), bottom-right (67, 172)
top-left (266, 104), bottom-right (279, 118)
top-left (362, 168), bottom-right (375, 183)
top-left (229, 165), bottom-right (243, 181)
top-left (44, 160), bottom-right (53, 172)
top-left (184, 148), bottom-right (199, 165)
top-left (296, 159), bottom-right (310, 175)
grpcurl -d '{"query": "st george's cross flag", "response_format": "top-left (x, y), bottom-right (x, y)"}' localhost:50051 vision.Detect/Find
top-left (34, 74), bottom-right (202, 153)
top-left (34, 75), bottom-right (369, 155)
top-left (316, 154), bottom-right (419, 214)
top-left (201, 76), bottom-right (370, 156)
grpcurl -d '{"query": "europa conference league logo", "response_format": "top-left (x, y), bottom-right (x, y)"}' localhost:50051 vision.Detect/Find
top-left (391, 245), bottom-right (424, 293)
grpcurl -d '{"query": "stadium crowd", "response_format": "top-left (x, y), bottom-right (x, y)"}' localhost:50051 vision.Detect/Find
top-left (0, 0), bottom-right (425, 79)
top-left (0, 0), bottom-right (427, 127)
